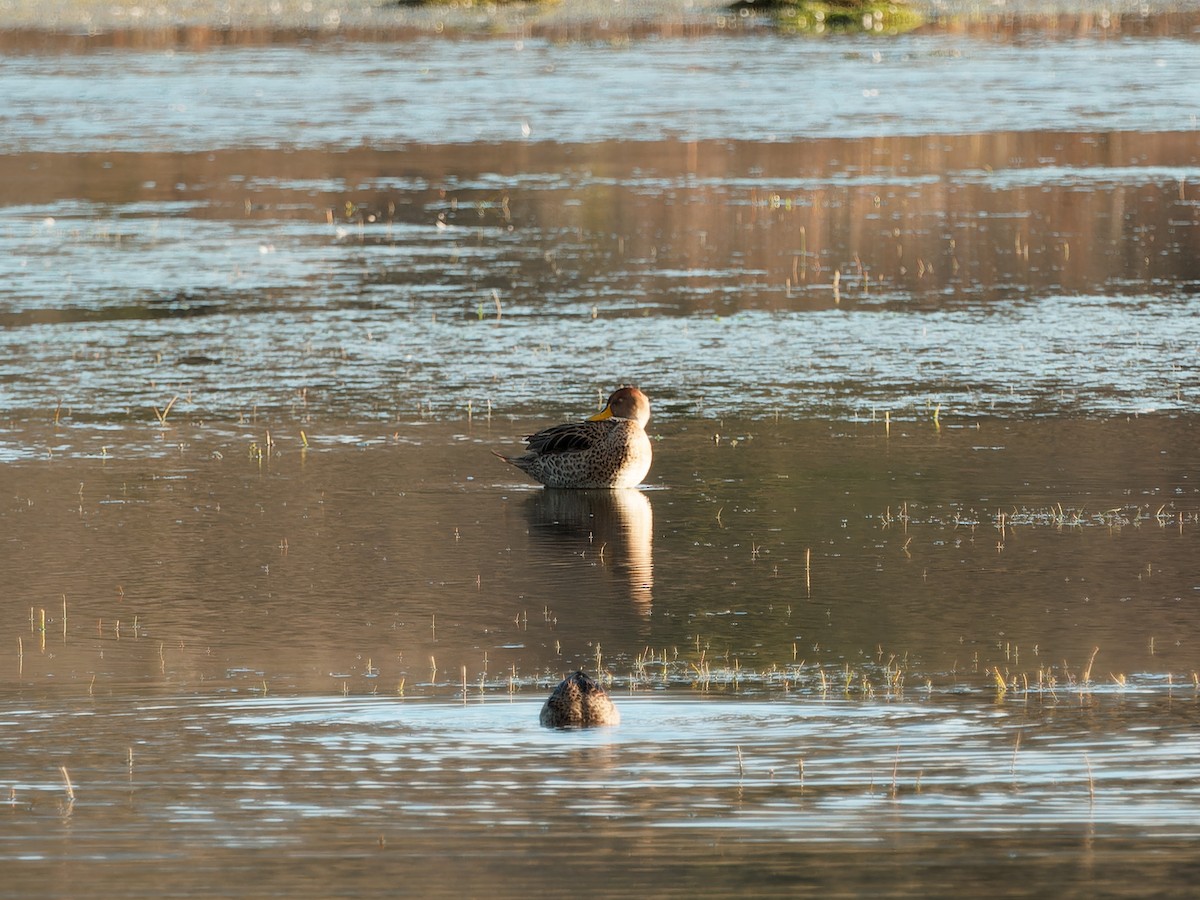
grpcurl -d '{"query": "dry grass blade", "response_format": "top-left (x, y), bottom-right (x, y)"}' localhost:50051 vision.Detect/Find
top-left (153, 395), bottom-right (179, 426)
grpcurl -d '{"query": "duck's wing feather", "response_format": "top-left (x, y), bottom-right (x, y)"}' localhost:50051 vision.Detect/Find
top-left (524, 420), bottom-right (609, 456)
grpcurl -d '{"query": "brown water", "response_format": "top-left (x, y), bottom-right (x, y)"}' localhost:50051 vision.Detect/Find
top-left (5, 419), bottom-right (1200, 896)
top-left (10, 416), bottom-right (1198, 687)
top-left (3, 9), bottom-right (1200, 898)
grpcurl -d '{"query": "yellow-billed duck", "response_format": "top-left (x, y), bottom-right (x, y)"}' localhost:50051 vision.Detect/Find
top-left (493, 386), bottom-right (651, 489)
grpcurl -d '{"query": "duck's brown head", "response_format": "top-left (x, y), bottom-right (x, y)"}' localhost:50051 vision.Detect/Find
top-left (587, 386), bottom-right (650, 428)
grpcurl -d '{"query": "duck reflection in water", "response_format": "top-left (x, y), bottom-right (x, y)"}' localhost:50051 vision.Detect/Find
top-left (540, 670), bottom-right (620, 728)
top-left (525, 487), bottom-right (654, 614)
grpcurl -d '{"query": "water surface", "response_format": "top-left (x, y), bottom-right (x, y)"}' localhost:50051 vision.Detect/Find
top-left (3, 12), bottom-right (1200, 898)
top-left (4, 422), bottom-right (1200, 896)
top-left (1, 22), bottom-right (1198, 442)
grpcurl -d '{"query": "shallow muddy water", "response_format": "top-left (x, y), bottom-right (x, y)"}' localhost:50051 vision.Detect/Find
top-left (2, 9), bottom-right (1200, 898)
top-left (4, 420), bottom-right (1200, 896)
top-left (0, 20), bottom-right (1198, 441)
top-left (7, 691), bottom-right (1200, 897)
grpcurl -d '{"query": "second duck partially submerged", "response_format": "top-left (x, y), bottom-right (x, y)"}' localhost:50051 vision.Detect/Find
top-left (540, 670), bottom-right (621, 728)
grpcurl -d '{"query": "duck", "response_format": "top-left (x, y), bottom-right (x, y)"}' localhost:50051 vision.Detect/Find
top-left (492, 386), bottom-right (652, 489)
top-left (540, 670), bottom-right (621, 728)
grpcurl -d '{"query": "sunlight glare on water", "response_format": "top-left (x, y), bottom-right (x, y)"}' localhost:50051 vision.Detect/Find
top-left (2, 35), bottom-right (1199, 150)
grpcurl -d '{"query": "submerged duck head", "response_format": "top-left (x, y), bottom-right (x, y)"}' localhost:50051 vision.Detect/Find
top-left (540, 670), bottom-right (621, 728)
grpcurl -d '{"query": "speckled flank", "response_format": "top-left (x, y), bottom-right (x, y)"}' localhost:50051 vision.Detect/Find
top-left (506, 418), bottom-right (650, 488)
top-left (539, 670), bottom-right (621, 728)
top-left (494, 386), bottom-right (652, 489)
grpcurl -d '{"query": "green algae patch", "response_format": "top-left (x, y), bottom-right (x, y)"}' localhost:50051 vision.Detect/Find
top-left (389, 0), bottom-right (558, 7)
top-left (732, 0), bottom-right (924, 34)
